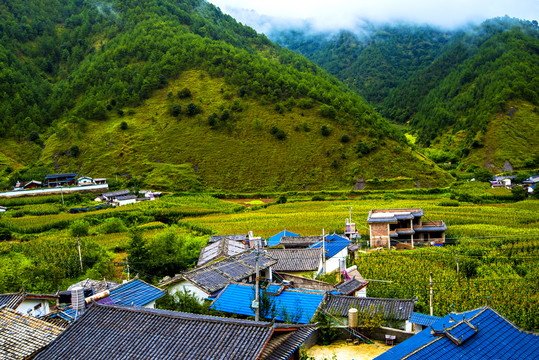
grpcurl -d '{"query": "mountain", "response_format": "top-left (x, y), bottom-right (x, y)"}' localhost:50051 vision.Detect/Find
top-left (0, 0), bottom-right (450, 191)
top-left (272, 18), bottom-right (539, 172)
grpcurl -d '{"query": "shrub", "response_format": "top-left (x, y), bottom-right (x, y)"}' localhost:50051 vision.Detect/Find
top-left (311, 195), bottom-right (325, 201)
top-left (171, 104), bottom-right (182, 117)
top-left (70, 145), bottom-right (80, 157)
top-left (69, 219), bottom-right (90, 237)
top-left (186, 103), bottom-right (201, 116)
top-left (321, 125), bottom-right (331, 137)
top-left (319, 104), bottom-right (337, 119)
top-left (340, 134), bottom-right (350, 143)
top-left (177, 88), bottom-right (192, 99)
top-left (270, 126), bottom-right (279, 135)
top-left (0, 227), bottom-right (12, 241)
top-left (275, 195), bottom-right (287, 204)
top-left (120, 121), bottom-right (128, 130)
top-left (275, 129), bottom-right (286, 140)
top-left (99, 218), bottom-right (127, 234)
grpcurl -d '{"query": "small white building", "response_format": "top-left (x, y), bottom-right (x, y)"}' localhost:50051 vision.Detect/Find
top-left (0, 291), bottom-right (57, 317)
top-left (113, 195), bottom-right (137, 207)
top-left (77, 176), bottom-right (94, 186)
top-left (0, 206), bottom-right (6, 213)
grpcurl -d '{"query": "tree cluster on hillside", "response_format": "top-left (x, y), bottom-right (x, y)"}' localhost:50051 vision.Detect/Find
top-left (273, 17), bottom-right (539, 151)
top-left (0, 0), bottom-right (403, 147)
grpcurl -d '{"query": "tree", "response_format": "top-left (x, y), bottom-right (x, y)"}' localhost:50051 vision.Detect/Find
top-left (321, 125), bottom-right (331, 137)
top-left (511, 186), bottom-right (527, 201)
top-left (473, 168), bottom-right (493, 182)
top-left (99, 218), bottom-right (127, 234)
top-left (186, 103), bottom-right (201, 116)
top-left (340, 134), bottom-right (350, 143)
top-left (177, 88), bottom-right (192, 99)
top-left (70, 145), bottom-right (80, 157)
top-left (171, 104), bottom-right (182, 117)
top-left (127, 230), bottom-right (149, 276)
top-left (69, 219), bottom-right (89, 237)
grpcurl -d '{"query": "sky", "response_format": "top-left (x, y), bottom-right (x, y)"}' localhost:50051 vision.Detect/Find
top-left (206, 0), bottom-right (539, 33)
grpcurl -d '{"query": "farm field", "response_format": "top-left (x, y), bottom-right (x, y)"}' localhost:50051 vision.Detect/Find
top-left (0, 184), bottom-right (537, 330)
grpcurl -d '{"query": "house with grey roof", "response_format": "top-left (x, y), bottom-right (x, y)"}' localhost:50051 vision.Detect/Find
top-left (160, 249), bottom-right (278, 302)
top-left (334, 265), bottom-right (369, 297)
top-left (266, 248), bottom-right (323, 275)
top-left (197, 237), bottom-right (248, 267)
top-left (280, 235), bottom-right (322, 248)
top-left (209, 234), bottom-right (248, 243)
top-left (367, 208), bottom-right (447, 248)
top-left (0, 307), bottom-right (64, 360)
top-left (33, 303), bottom-right (316, 360)
top-left (0, 290), bottom-right (57, 317)
top-left (322, 294), bottom-right (416, 331)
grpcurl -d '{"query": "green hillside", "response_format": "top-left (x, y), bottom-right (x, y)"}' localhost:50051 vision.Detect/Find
top-left (0, 0), bottom-right (450, 191)
top-left (272, 18), bottom-right (539, 172)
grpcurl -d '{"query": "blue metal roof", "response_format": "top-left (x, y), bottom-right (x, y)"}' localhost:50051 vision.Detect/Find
top-left (109, 279), bottom-right (165, 307)
top-left (210, 283), bottom-right (326, 324)
top-left (375, 307), bottom-right (539, 360)
top-left (409, 312), bottom-right (441, 327)
top-left (55, 279), bottom-right (165, 322)
top-left (268, 230), bottom-right (300, 247)
top-left (308, 234), bottom-right (351, 259)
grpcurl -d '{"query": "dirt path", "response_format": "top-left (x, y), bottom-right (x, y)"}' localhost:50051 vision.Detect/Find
top-left (306, 340), bottom-right (391, 360)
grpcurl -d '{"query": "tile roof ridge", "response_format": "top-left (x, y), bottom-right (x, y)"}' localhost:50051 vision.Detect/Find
top-left (96, 302), bottom-right (274, 327)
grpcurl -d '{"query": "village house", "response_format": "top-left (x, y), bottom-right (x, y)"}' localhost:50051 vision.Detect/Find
top-left (96, 189), bottom-right (130, 202)
top-left (160, 249), bottom-right (277, 302)
top-left (77, 176), bottom-right (95, 186)
top-left (32, 303), bottom-right (316, 360)
top-left (210, 282), bottom-right (327, 324)
top-left (0, 290), bottom-right (58, 317)
top-left (334, 265), bottom-right (369, 297)
top-left (44, 173), bottom-right (77, 187)
top-left (367, 208), bottom-right (447, 248)
top-left (0, 206), bottom-right (6, 213)
top-left (375, 306), bottom-right (539, 359)
top-left (112, 194), bottom-right (137, 206)
top-left (267, 229), bottom-right (300, 246)
top-left (308, 234), bottom-right (351, 274)
top-left (280, 235), bottom-right (322, 248)
top-left (322, 294), bottom-right (416, 331)
top-left (23, 180), bottom-right (42, 189)
top-left (50, 277), bottom-right (165, 323)
top-left (0, 307), bottom-right (64, 360)
top-left (265, 248), bottom-right (323, 277)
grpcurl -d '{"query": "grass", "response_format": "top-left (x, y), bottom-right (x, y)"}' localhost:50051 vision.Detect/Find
top-left (19, 70), bottom-right (452, 192)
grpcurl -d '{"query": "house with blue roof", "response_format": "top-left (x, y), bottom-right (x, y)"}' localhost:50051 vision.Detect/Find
top-left (53, 277), bottom-right (165, 322)
top-left (375, 306), bottom-right (539, 360)
top-left (210, 283), bottom-right (326, 324)
top-left (268, 230), bottom-right (300, 247)
top-left (308, 234), bottom-right (351, 273)
top-left (407, 312), bottom-right (441, 333)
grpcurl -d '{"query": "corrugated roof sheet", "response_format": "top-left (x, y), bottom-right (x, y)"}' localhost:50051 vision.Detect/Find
top-left (102, 189), bottom-right (130, 198)
top-left (409, 312), bottom-right (441, 327)
top-left (266, 248), bottom-right (322, 272)
top-left (45, 173), bottom-right (77, 179)
top-left (0, 308), bottom-right (64, 360)
top-left (33, 304), bottom-right (277, 360)
top-left (197, 238), bottom-right (248, 267)
top-left (323, 294), bottom-right (415, 321)
top-left (308, 234), bottom-right (351, 259)
top-left (375, 307), bottom-right (539, 360)
top-left (268, 230), bottom-right (300, 247)
top-left (367, 208), bottom-right (424, 223)
top-left (209, 234), bottom-right (247, 243)
top-left (210, 283), bottom-right (326, 324)
top-left (184, 249), bottom-right (278, 294)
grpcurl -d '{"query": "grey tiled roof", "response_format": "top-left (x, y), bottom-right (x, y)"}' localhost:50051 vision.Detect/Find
top-left (102, 189), bottom-right (130, 198)
top-left (334, 277), bottom-right (369, 295)
top-left (183, 249), bottom-right (277, 294)
top-left (0, 308), bottom-right (64, 360)
top-left (259, 325), bottom-right (317, 360)
top-left (197, 238), bottom-right (248, 267)
top-left (280, 236), bottom-right (321, 248)
top-left (33, 304), bottom-right (277, 360)
top-left (266, 248), bottom-right (322, 272)
top-left (323, 294), bottom-right (415, 321)
top-left (0, 291), bottom-right (58, 310)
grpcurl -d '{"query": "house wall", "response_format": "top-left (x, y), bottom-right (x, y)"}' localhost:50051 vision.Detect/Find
top-left (356, 287), bottom-right (367, 298)
top-left (17, 300), bottom-right (50, 317)
top-left (325, 248), bottom-right (348, 273)
top-left (369, 223), bottom-right (389, 248)
top-left (145, 300), bottom-right (156, 309)
top-left (115, 199), bottom-right (136, 207)
top-left (167, 281), bottom-right (209, 303)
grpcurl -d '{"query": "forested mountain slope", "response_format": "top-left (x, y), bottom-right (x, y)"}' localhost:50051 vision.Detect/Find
top-left (0, 0), bottom-right (450, 191)
top-left (273, 18), bottom-right (539, 171)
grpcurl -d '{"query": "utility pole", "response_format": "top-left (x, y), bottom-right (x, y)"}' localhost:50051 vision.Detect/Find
top-left (77, 237), bottom-right (83, 272)
top-left (60, 186), bottom-right (64, 207)
top-left (254, 239), bottom-right (261, 322)
top-left (456, 250), bottom-right (460, 285)
top-left (126, 255), bottom-right (130, 281)
top-left (348, 207), bottom-right (352, 224)
top-left (429, 272), bottom-right (434, 316)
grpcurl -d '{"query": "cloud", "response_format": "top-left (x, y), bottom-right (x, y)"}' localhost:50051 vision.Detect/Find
top-left (207, 0), bottom-right (539, 32)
